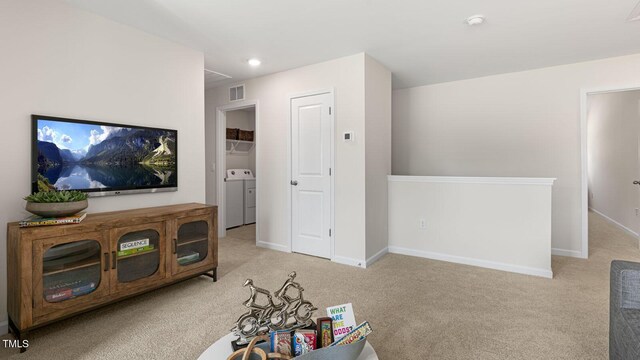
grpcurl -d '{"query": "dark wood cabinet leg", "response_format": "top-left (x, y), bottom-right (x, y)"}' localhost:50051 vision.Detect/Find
top-left (8, 317), bottom-right (28, 353)
top-left (202, 267), bottom-right (217, 282)
top-left (19, 331), bottom-right (28, 353)
top-left (8, 316), bottom-right (18, 338)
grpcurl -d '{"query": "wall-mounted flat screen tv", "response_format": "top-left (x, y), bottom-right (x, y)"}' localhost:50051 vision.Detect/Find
top-left (32, 115), bottom-right (177, 196)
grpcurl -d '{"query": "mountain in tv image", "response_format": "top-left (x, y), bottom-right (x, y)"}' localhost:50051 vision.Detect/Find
top-left (36, 121), bottom-right (176, 191)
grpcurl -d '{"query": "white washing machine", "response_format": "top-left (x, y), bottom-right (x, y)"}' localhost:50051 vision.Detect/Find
top-left (225, 169), bottom-right (255, 229)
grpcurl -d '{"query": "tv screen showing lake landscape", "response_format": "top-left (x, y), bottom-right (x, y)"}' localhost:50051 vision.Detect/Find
top-left (32, 115), bottom-right (177, 195)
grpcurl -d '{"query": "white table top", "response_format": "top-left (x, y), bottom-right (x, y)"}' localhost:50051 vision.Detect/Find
top-left (198, 333), bottom-right (378, 360)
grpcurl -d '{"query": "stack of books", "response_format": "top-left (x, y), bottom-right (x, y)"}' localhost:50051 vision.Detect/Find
top-left (44, 279), bottom-right (97, 302)
top-left (19, 212), bottom-right (87, 228)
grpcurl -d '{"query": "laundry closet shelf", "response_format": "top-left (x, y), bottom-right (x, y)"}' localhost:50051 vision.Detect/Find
top-left (226, 139), bottom-right (254, 154)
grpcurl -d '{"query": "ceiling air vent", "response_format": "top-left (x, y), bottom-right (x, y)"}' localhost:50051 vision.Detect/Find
top-left (629, 1), bottom-right (640, 22)
top-left (229, 84), bottom-right (245, 102)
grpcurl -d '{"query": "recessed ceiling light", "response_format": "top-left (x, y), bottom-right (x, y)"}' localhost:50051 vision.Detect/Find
top-left (248, 58), bottom-right (261, 66)
top-left (465, 15), bottom-right (485, 26)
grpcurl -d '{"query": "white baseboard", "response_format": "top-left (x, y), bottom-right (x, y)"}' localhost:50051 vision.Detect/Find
top-left (388, 246), bottom-right (553, 279)
top-left (256, 241), bottom-right (290, 253)
top-left (365, 247), bottom-right (388, 267)
top-left (590, 207), bottom-right (639, 238)
top-left (551, 248), bottom-right (584, 258)
top-left (332, 256), bottom-right (366, 268)
top-left (0, 320), bottom-right (7, 335)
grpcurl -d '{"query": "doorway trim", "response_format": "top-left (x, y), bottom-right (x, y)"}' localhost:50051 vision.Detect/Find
top-left (286, 88), bottom-right (336, 260)
top-left (580, 84), bottom-right (640, 259)
top-left (215, 100), bottom-right (259, 242)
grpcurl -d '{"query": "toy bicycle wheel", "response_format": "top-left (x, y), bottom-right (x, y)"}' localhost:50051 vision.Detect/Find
top-left (237, 313), bottom-right (260, 337)
top-left (295, 301), bottom-right (314, 322)
top-left (270, 311), bottom-right (288, 329)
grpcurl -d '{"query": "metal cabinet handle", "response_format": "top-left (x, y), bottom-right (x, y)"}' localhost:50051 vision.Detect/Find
top-left (111, 251), bottom-right (117, 269)
top-left (173, 238), bottom-right (177, 254)
top-left (103, 253), bottom-right (109, 272)
top-left (634, 180), bottom-right (640, 185)
top-left (291, 180), bottom-right (298, 186)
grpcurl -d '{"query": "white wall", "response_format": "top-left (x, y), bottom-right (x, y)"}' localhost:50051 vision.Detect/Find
top-left (393, 53), bottom-right (640, 257)
top-left (0, 0), bottom-right (205, 331)
top-left (206, 53), bottom-right (392, 266)
top-left (388, 176), bottom-right (555, 278)
top-left (206, 54), bottom-right (368, 263)
top-left (588, 90), bottom-right (640, 235)
top-left (225, 109), bottom-right (256, 174)
top-left (364, 55), bottom-right (392, 263)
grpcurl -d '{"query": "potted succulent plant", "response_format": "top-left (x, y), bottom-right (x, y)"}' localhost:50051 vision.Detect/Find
top-left (24, 190), bottom-right (88, 217)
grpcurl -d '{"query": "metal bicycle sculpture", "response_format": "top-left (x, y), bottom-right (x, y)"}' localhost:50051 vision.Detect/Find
top-left (232, 272), bottom-right (317, 344)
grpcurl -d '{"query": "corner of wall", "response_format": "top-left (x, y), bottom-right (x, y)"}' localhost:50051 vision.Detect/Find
top-left (364, 55), bottom-right (392, 261)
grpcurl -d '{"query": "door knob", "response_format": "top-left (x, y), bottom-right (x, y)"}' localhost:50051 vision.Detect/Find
top-left (291, 180), bottom-right (298, 186)
top-left (634, 181), bottom-right (640, 185)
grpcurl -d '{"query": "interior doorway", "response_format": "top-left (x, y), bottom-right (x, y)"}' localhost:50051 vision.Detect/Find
top-left (215, 101), bottom-right (259, 243)
top-left (224, 108), bottom-right (256, 230)
top-left (582, 87), bottom-right (640, 256)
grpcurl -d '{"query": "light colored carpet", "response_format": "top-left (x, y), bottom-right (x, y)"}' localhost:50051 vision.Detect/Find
top-left (1, 212), bottom-right (639, 359)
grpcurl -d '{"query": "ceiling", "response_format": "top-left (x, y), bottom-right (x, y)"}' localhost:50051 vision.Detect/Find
top-left (66, 0), bottom-right (640, 89)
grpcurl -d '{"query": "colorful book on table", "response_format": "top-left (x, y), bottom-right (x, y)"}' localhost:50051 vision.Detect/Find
top-left (19, 212), bottom-right (87, 228)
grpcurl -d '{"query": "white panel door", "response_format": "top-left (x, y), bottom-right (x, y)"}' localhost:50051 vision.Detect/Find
top-left (291, 93), bottom-right (332, 258)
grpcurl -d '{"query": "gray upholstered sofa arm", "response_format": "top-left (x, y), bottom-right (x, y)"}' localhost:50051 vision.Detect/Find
top-left (612, 261), bottom-right (640, 310)
top-left (610, 260), bottom-right (640, 360)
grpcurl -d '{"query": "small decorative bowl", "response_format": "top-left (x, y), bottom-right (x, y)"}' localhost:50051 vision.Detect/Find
top-left (26, 199), bottom-right (88, 217)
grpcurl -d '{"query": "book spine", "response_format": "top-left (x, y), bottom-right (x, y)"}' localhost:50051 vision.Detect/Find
top-left (72, 282), bottom-right (96, 296)
top-left (117, 245), bottom-right (155, 257)
top-left (119, 238), bottom-right (150, 252)
top-left (19, 218), bottom-right (82, 227)
top-left (45, 289), bottom-right (73, 302)
top-left (329, 322), bottom-right (372, 346)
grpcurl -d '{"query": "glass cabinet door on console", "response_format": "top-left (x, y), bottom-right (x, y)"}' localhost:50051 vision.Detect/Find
top-left (32, 232), bottom-right (111, 318)
top-left (170, 214), bottom-right (214, 275)
top-left (109, 222), bottom-right (166, 294)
